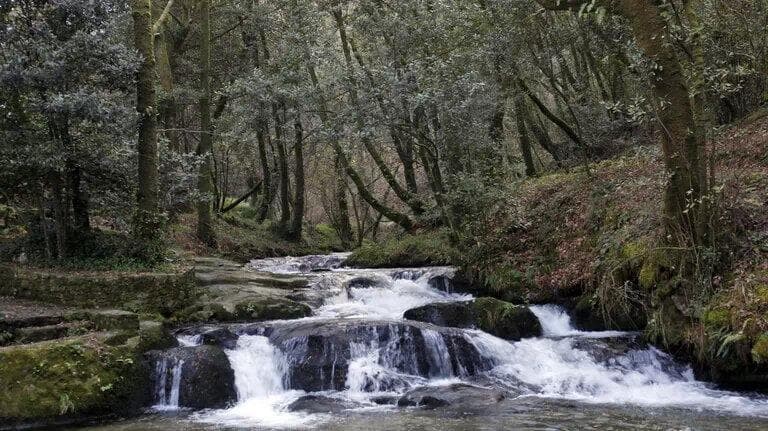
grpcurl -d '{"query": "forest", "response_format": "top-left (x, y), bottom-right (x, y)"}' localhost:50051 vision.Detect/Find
top-left (1, 0), bottom-right (768, 429)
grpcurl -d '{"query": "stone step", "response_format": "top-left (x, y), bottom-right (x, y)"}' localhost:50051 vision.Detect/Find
top-left (0, 314), bottom-right (67, 331)
top-left (9, 321), bottom-right (91, 345)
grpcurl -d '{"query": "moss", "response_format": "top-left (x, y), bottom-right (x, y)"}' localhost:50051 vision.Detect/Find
top-left (470, 298), bottom-right (542, 340)
top-left (136, 321), bottom-right (178, 353)
top-left (621, 240), bottom-right (648, 261)
top-left (233, 298), bottom-right (311, 321)
top-left (0, 264), bottom-right (197, 315)
top-left (0, 336), bottom-right (148, 420)
top-left (173, 303), bottom-right (236, 324)
top-left (346, 231), bottom-right (456, 268)
top-left (751, 333), bottom-right (768, 364)
top-left (703, 308), bottom-right (732, 329)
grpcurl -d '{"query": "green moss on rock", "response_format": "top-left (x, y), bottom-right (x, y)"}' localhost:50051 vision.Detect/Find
top-left (0, 336), bottom-right (148, 421)
top-left (470, 298), bottom-right (542, 340)
top-left (136, 321), bottom-right (178, 353)
top-left (234, 298), bottom-right (311, 321)
top-left (0, 265), bottom-right (198, 315)
top-left (174, 303), bottom-right (236, 323)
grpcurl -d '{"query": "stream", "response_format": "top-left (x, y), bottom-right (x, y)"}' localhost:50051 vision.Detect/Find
top-left (75, 254), bottom-right (768, 430)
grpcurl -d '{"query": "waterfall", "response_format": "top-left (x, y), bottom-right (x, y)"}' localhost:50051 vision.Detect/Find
top-left (182, 254), bottom-right (768, 428)
top-left (153, 357), bottom-right (184, 410)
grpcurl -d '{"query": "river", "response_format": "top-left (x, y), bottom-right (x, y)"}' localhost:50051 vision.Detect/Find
top-left (72, 254), bottom-right (768, 430)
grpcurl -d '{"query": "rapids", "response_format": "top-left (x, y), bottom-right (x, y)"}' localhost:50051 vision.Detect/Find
top-left (79, 254), bottom-right (768, 431)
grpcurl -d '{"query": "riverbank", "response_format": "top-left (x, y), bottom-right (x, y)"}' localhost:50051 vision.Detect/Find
top-left (348, 111), bottom-right (768, 389)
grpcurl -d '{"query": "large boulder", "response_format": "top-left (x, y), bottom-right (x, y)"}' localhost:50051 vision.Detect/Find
top-left (146, 345), bottom-right (236, 409)
top-left (404, 298), bottom-right (542, 341)
top-left (471, 298), bottom-right (541, 340)
top-left (263, 318), bottom-right (492, 392)
top-left (396, 383), bottom-right (505, 410)
top-left (0, 334), bottom-right (149, 424)
top-left (404, 302), bottom-right (474, 328)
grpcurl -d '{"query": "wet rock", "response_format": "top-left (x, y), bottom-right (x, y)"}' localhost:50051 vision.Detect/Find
top-left (287, 395), bottom-right (356, 413)
top-left (404, 301), bottom-right (474, 328)
top-left (404, 298), bottom-right (542, 341)
top-left (346, 277), bottom-right (382, 289)
top-left (266, 318), bottom-right (491, 392)
top-left (233, 298), bottom-right (311, 321)
top-left (370, 395), bottom-right (398, 405)
top-left (397, 383), bottom-right (505, 409)
top-left (200, 327), bottom-right (239, 350)
top-left (427, 275), bottom-right (454, 293)
top-left (471, 298), bottom-right (542, 340)
top-left (146, 345), bottom-right (236, 409)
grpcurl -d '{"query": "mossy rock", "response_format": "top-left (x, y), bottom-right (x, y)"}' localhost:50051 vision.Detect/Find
top-left (233, 298), bottom-right (311, 321)
top-left (751, 333), bottom-right (768, 364)
top-left (470, 298), bottom-right (541, 340)
top-left (403, 301), bottom-right (475, 328)
top-left (0, 335), bottom-right (149, 421)
top-left (136, 321), bottom-right (178, 353)
top-left (0, 264), bottom-right (198, 315)
top-left (173, 303), bottom-right (236, 323)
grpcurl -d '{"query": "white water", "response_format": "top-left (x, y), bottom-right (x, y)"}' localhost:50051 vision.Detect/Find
top-left (188, 255), bottom-right (768, 428)
top-left (317, 274), bottom-right (471, 320)
top-left (195, 335), bottom-right (319, 428)
top-left (529, 304), bottom-right (633, 338)
top-left (153, 358), bottom-right (184, 410)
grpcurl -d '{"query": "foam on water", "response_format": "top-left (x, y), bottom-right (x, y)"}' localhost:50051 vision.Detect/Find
top-left (188, 254), bottom-right (768, 427)
top-left (317, 275), bottom-right (471, 319)
top-left (194, 335), bottom-right (320, 428)
top-left (529, 304), bottom-right (629, 338)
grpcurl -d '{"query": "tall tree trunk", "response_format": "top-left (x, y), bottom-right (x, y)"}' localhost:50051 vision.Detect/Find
top-left (256, 125), bottom-right (273, 222)
top-left (131, 0), bottom-right (161, 239)
top-left (514, 96), bottom-right (537, 177)
top-left (620, 1), bottom-right (707, 247)
top-left (304, 45), bottom-right (356, 243)
top-left (273, 104), bottom-right (291, 230)
top-left (334, 155), bottom-right (354, 247)
top-left (67, 164), bottom-right (90, 233)
top-left (288, 114), bottom-right (305, 240)
top-left (50, 172), bottom-right (67, 260)
top-left (196, 0), bottom-right (215, 246)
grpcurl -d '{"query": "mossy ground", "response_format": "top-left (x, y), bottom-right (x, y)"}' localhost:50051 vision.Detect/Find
top-left (169, 211), bottom-right (343, 263)
top-left (346, 230), bottom-right (456, 268)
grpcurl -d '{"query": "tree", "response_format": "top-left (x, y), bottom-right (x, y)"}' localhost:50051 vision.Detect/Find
top-left (196, 0), bottom-right (216, 246)
top-left (534, 0), bottom-right (708, 249)
top-left (130, 0), bottom-right (161, 240)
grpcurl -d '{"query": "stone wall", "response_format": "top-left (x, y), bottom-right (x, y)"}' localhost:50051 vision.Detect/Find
top-left (0, 265), bottom-right (198, 314)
